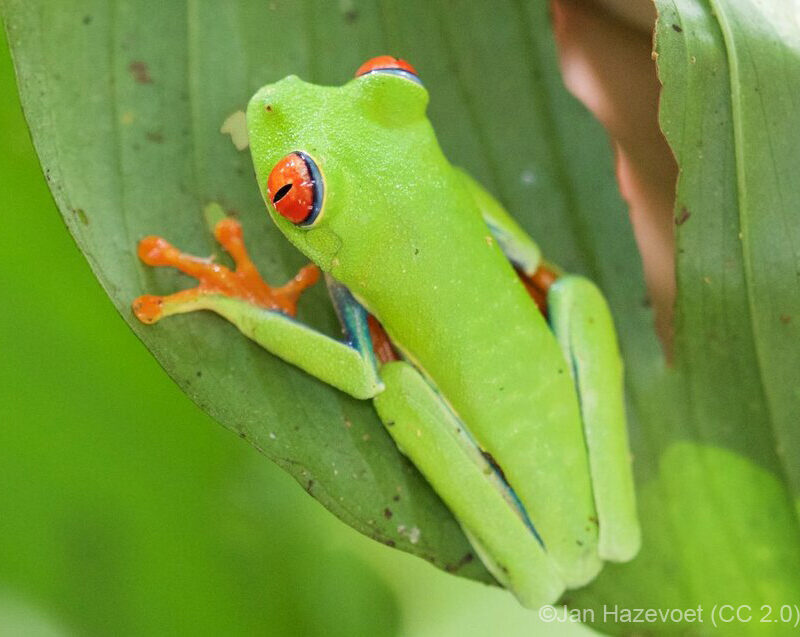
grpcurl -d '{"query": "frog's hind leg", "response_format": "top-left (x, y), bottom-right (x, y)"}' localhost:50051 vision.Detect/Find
top-left (132, 218), bottom-right (382, 399)
top-left (547, 276), bottom-right (641, 562)
top-left (457, 168), bottom-right (544, 275)
top-left (373, 360), bottom-right (565, 608)
top-left (457, 168), bottom-right (563, 314)
top-left (325, 279), bottom-right (565, 606)
top-left (463, 167), bottom-right (639, 562)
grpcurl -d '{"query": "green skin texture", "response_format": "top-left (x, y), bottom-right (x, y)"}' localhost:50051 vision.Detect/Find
top-left (153, 70), bottom-right (640, 608)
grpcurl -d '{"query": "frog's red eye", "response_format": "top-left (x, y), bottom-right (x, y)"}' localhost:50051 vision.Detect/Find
top-left (355, 55), bottom-right (423, 86)
top-left (267, 151), bottom-right (324, 226)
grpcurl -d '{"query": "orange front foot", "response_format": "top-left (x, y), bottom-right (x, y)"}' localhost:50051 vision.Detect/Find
top-left (132, 218), bottom-right (320, 324)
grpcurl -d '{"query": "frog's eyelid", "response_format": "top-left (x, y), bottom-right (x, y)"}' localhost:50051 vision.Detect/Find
top-left (297, 151), bottom-right (325, 227)
top-left (354, 56), bottom-right (424, 87)
top-left (358, 68), bottom-right (424, 87)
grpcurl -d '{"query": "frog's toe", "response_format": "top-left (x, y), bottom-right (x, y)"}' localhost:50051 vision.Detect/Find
top-left (132, 287), bottom-right (208, 324)
top-left (132, 294), bottom-right (164, 324)
top-left (133, 217), bottom-right (321, 324)
top-left (137, 236), bottom-right (178, 266)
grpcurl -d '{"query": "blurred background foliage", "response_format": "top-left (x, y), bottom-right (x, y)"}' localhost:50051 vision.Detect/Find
top-left (0, 22), bottom-right (586, 637)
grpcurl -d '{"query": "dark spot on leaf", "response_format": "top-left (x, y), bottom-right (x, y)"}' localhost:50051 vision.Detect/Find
top-left (383, 508), bottom-right (393, 519)
top-left (196, 370), bottom-right (202, 377)
top-left (128, 61), bottom-right (153, 84)
top-left (576, 540), bottom-right (584, 546)
top-left (344, 8), bottom-right (359, 23)
top-left (444, 552), bottom-right (474, 572)
top-left (73, 208), bottom-right (89, 225)
top-left (414, 247), bottom-right (419, 255)
top-left (238, 431), bottom-right (247, 439)
top-left (672, 23), bottom-right (683, 33)
top-left (386, 420), bottom-right (395, 427)
top-left (675, 207), bottom-right (691, 225)
top-left (306, 479), bottom-right (315, 493)
top-left (265, 104), bottom-right (273, 112)
top-left (146, 131), bottom-right (164, 143)
top-left (384, 539), bottom-right (395, 547)
top-left (392, 494), bottom-right (400, 502)
top-left (82, 15), bottom-right (92, 25)
top-left (780, 314), bottom-right (791, 324)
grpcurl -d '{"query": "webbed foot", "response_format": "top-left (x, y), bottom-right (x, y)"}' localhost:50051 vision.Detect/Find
top-left (133, 218), bottom-right (319, 323)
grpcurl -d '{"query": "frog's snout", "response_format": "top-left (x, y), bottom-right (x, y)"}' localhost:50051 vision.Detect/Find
top-left (248, 75), bottom-right (310, 115)
top-left (268, 74), bottom-right (302, 90)
top-left (259, 74), bottom-right (304, 95)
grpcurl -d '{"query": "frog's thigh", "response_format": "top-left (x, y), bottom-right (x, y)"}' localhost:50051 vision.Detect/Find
top-left (373, 361), bottom-right (565, 608)
top-left (457, 168), bottom-right (542, 274)
top-left (547, 276), bottom-right (641, 562)
top-left (192, 295), bottom-right (383, 400)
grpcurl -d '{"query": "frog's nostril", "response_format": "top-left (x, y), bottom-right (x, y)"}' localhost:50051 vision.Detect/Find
top-left (272, 183), bottom-right (293, 204)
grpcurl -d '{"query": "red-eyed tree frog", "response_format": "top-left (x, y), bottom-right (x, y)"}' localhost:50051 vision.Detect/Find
top-left (132, 56), bottom-right (640, 608)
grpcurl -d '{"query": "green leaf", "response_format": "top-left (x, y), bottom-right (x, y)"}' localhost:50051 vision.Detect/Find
top-left (567, 0), bottom-right (800, 632)
top-left (3, 0), bottom-right (800, 627)
top-left (4, 0), bottom-right (637, 581)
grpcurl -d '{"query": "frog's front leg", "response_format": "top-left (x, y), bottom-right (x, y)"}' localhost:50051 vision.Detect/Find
top-left (132, 218), bottom-right (383, 399)
top-left (547, 276), bottom-right (640, 562)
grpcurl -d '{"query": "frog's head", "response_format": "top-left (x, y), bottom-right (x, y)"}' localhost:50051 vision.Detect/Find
top-left (246, 56), bottom-right (438, 278)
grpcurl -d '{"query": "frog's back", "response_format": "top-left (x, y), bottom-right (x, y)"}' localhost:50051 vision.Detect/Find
top-left (337, 162), bottom-right (602, 586)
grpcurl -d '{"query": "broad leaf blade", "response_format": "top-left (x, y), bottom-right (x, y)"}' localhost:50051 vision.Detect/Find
top-left (1, 0), bottom-right (639, 579)
top-left (567, 1), bottom-right (800, 632)
top-left (6, 0), bottom-right (800, 623)
top-left (708, 0), bottom-right (800, 510)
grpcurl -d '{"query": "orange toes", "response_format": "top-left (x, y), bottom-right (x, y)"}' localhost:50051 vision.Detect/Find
top-left (214, 218), bottom-right (243, 245)
top-left (287, 264), bottom-right (321, 296)
top-left (134, 217), bottom-right (321, 322)
top-left (138, 236), bottom-right (178, 266)
top-left (132, 294), bottom-right (166, 324)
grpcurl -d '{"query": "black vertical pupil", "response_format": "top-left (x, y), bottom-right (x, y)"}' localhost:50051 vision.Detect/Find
top-left (272, 183), bottom-right (293, 203)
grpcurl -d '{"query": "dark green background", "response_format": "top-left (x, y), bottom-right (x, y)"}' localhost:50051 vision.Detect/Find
top-left (0, 22), bottom-right (588, 637)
